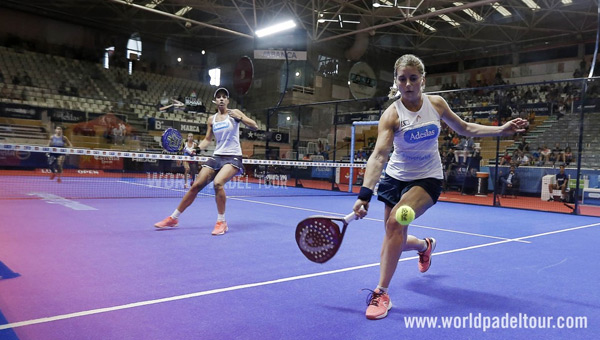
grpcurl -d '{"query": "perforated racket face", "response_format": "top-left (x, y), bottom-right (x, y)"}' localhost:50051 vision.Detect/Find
top-left (161, 128), bottom-right (183, 153)
top-left (295, 218), bottom-right (342, 263)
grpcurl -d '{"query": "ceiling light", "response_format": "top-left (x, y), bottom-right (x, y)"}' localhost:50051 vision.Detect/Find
top-left (174, 6), bottom-right (192, 17)
top-left (453, 2), bottom-right (484, 21)
top-left (416, 20), bottom-right (436, 32)
top-left (145, 0), bottom-right (163, 9)
top-left (491, 2), bottom-right (511, 17)
top-left (317, 14), bottom-right (359, 27)
top-left (430, 8), bottom-right (460, 27)
top-left (255, 20), bottom-right (296, 38)
top-left (440, 14), bottom-right (460, 26)
top-left (561, 0), bottom-right (572, 4)
top-left (521, 0), bottom-right (541, 10)
top-left (372, 1), bottom-right (417, 9)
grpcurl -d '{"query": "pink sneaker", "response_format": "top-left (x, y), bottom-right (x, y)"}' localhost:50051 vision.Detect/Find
top-left (365, 289), bottom-right (392, 320)
top-left (154, 216), bottom-right (178, 229)
top-left (418, 237), bottom-right (436, 273)
top-left (211, 221), bottom-right (228, 235)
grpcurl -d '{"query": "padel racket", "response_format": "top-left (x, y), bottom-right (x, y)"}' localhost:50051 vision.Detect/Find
top-left (295, 211), bottom-right (357, 263)
top-left (161, 128), bottom-right (184, 153)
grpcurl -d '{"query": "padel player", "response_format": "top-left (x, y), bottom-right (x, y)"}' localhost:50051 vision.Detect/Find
top-left (47, 126), bottom-right (72, 183)
top-left (182, 133), bottom-right (199, 189)
top-left (154, 88), bottom-right (258, 235)
top-left (352, 54), bottom-right (528, 320)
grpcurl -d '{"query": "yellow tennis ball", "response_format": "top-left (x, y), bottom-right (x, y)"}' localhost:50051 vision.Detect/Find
top-left (395, 205), bottom-right (415, 225)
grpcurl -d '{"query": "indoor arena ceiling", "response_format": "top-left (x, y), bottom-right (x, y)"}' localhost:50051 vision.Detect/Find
top-left (1, 0), bottom-right (598, 63)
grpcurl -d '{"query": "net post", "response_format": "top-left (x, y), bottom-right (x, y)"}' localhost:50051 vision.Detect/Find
top-left (349, 121), bottom-right (379, 192)
top-left (349, 123), bottom-right (356, 192)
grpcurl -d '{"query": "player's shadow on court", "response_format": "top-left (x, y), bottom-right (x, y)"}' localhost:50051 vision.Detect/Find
top-left (0, 261), bottom-right (20, 280)
top-left (402, 275), bottom-right (541, 312)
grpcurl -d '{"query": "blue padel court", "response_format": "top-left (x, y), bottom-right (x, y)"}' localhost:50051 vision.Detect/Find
top-left (1, 181), bottom-right (598, 339)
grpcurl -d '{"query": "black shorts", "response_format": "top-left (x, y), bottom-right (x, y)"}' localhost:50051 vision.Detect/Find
top-left (202, 155), bottom-right (244, 175)
top-left (376, 174), bottom-right (443, 208)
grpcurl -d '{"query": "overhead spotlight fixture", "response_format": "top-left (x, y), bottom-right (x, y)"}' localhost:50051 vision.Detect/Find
top-left (255, 20), bottom-right (296, 38)
top-left (453, 2), bottom-right (484, 21)
top-left (491, 2), bottom-right (511, 17)
top-left (521, 0), bottom-right (541, 10)
top-left (560, 0), bottom-right (572, 4)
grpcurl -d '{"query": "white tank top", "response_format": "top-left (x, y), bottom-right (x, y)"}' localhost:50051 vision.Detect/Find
top-left (211, 113), bottom-right (242, 156)
top-left (385, 95), bottom-right (443, 181)
top-left (183, 141), bottom-right (196, 156)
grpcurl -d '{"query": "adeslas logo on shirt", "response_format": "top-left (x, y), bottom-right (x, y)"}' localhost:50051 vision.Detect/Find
top-left (404, 124), bottom-right (439, 144)
top-left (213, 120), bottom-right (230, 132)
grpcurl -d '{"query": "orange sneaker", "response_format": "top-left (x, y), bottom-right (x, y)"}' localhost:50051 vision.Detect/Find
top-left (50, 173), bottom-right (56, 180)
top-left (418, 237), bottom-right (436, 273)
top-left (365, 289), bottom-right (392, 320)
top-left (211, 221), bottom-right (228, 235)
top-left (154, 216), bottom-right (179, 229)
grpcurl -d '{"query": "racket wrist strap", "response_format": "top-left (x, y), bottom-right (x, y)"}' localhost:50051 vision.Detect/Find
top-left (358, 187), bottom-right (373, 202)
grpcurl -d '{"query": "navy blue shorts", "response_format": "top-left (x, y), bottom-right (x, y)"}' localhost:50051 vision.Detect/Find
top-left (203, 155), bottom-right (244, 175)
top-left (376, 174), bottom-right (443, 208)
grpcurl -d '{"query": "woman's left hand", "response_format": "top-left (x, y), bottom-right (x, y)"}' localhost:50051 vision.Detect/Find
top-left (500, 118), bottom-right (528, 136)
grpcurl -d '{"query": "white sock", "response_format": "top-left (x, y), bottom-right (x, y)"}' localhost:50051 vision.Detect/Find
top-left (376, 285), bottom-right (388, 294)
top-left (217, 214), bottom-right (225, 222)
top-left (171, 209), bottom-right (181, 219)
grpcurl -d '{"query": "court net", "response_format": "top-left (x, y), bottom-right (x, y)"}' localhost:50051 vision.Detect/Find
top-left (0, 144), bottom-right (366, 199)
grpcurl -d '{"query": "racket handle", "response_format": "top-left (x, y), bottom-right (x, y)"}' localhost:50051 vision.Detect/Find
top-left (344, 211), bottom-right (357, 224)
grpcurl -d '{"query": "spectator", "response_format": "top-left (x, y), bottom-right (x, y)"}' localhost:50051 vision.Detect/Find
top-left (531, 147), bottom-right (543, 166)
top-left (552, 142), bottom-right (564, 163)
top-left (563, 146), bottom-right (574, 166)
top-left (500, 152), bottom-right (512, 166)
top-left (520, 152), bottom-right (531, 166)
top-left (527, 111), bottom-right (536, 125)
top-left (500, 165), bottom-right (520, 197)
top-left (547, 151), bottom-right (558, 166)
top-left (540, 145), bottom-right (551, 163)
top-left (494, 67), bottom-right (504, 85)
top-left (548, 165), bottom-right (568, 202)
top-left (454, 136), bottom-right (474, 164)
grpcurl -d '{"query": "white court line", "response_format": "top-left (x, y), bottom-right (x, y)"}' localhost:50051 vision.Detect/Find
top-left (231, 197), bottom-right (531, 243)
top-left (410, 224), bottom-right (531, 243)
top-left (1, 221), bottom-right (598, 331)
top-left (119, 179), bottom-right (532, 244)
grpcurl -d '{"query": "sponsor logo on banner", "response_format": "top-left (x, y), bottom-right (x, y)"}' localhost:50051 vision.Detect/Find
top-left (180, 124), bottom-right (201, 133)
top-left (254, 50), bottom-right (307, 60)
top-left (50, 109), bottom-right (86, 122)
